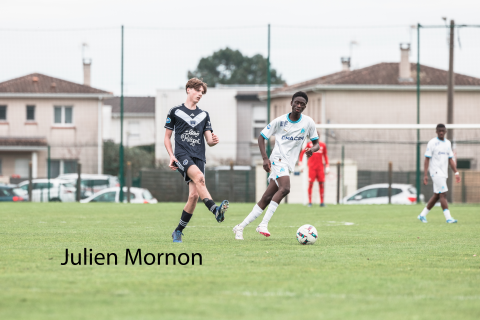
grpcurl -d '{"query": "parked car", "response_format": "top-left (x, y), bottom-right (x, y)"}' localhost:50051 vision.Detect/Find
top-left (343, 183), bottom-right (424, 205)
top-left (17, 179), bottom-right (77, 202)
top-left (80, 187), bottom-right (157, 204)
top-left (0, 185), bottom-right (27, 202)
top-left (57, 174), bottom-right (119, 198)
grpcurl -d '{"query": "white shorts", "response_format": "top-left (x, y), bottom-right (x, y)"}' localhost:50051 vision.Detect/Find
top-left (268, 161), bottom-right (290, 186)
top-left (432, 176), bottom-right (448, 194)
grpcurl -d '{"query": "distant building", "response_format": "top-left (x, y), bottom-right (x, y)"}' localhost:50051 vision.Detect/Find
top-left (265, 44), bottom-right (480, 171)
top-left (103, 97), bottom-right (155, 147)
top-left (0, 72), bottom-right (112, 180)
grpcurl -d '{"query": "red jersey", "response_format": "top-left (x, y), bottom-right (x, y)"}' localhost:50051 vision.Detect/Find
top-left (299, 141), bottom-right (329, 170)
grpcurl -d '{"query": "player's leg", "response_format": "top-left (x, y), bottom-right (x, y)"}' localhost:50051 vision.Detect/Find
top-left (186, 162), bottom-right (229, 223)
top-left (307, 167), bottom-right (316, 207)
top-left (439, 192), bottom-right (457, 223)
top-left (418, 193), bottom-right (439, 223)
top-left (256, 176), bottom-right (290, 237)
top-left (233, 181), bottom-right (279, 240)
top-left (172, 182), bottom-right (198, 243)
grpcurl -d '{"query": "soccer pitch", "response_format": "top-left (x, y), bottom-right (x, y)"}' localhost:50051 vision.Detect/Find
top-left (1, 203), bottom-right (479, 320)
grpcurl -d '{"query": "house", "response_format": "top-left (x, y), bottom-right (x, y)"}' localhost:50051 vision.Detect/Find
top-left (0, 71), bottom-right (112, 181)
top-left (102, 97), bottom-right (155, 148)
top-left (265, 44), bottom-right (480, 172)
top-left (155, 85), bottom-right (279, 166)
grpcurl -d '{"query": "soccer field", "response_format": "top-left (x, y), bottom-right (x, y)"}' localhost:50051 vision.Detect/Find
top-left (1, 203), bottom-right (479, 320)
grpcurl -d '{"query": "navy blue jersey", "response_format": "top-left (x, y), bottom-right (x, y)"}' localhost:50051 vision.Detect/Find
top-left (164, 104), bottom-right (213, 162)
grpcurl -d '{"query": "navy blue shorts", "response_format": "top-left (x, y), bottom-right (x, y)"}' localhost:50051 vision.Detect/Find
top-left (174, 154), bottom-right (205, 184)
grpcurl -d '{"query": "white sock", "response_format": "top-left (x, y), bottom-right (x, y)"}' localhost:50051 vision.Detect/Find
top-left (259, 201), bottom-right (279, 227)
top-left (420, 207), bottom-right (430, 217)
top-left (443, 209), bottom-right (453, 220)
top-left (239, 204), bottom-right (264, 228)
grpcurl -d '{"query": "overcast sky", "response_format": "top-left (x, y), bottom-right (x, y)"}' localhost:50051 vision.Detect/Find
top-left (1, 0), bottom-right (479, 95)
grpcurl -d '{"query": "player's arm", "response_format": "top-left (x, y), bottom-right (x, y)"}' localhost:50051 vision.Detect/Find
top-left (304, 139), bottom-right (320, 157)
top-left (164, 129), bottom-right (178, 171)
top-left (449, 158), bottom-right (461, 183)
top-left (258, 134), bottom-right (271, 173)
top-left (423, 157), bottom-right (430, 185)
top-left (204, 130), bottom-right (219, 147)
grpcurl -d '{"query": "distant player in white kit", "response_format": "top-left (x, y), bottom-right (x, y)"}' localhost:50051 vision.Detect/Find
top-left (418, 124), bottom-right (461, 223)
top-left (233, 91), bottom-right (320, 240)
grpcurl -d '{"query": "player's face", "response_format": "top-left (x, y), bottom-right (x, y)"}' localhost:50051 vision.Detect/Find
top-left (436, 128), bottom-right (446, 140)
top-left (291, 97), bottom-right (307, 114)
top-left (187, 87), bottom-right (204, 103)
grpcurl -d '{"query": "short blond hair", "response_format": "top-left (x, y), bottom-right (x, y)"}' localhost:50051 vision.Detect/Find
top-left (185, 78), bottom-right (207, 94)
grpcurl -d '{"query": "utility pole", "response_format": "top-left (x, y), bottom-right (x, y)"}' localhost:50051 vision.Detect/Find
top-left (266, 24), bottom-right (271, 158)
top-left (119, 25), bottom-right (125, 202)
top-left (447, 20), bottom-right (455, 202)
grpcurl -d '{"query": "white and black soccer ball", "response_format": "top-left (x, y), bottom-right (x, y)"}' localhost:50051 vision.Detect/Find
top-left (296, 224), bottom-right (318, 245)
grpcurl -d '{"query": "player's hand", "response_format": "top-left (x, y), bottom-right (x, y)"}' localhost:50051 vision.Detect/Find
top-left (263, 158), bottom-right (271, 173)
top-left (210, 133), bottom-right (219, 146)
top-left (298, 162), bottom-right (303, 172)
top-left (169, 156), bottom-right (179, 171)
top-left (423, 176), bottom-right (428, 185)
top-left (455, 173), bottom-right (461, 183)
top-left (325, 165), bottom-right (330, 174)
top-left (305, 148), bottom-right (313, 157)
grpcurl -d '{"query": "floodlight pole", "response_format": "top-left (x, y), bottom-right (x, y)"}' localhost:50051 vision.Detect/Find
top-left (266, 23), bottom-right (271, 158)
top-left (119, 25), bottom-right (125, 202)
top-left (416, 23), bottom-right (421, 204)
top-left (446, 20), bottom-right (455, 203)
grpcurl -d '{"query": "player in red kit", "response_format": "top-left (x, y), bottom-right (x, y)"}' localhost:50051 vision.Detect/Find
top-left (299, 136), bottom-right (329, 207)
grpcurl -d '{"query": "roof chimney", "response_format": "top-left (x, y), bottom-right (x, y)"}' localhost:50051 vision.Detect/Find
top-left (83, 59), bottom-right (91, 86)
top-left (341, 57), bottom-right (351, 71)
top-left (398, 43), bottom-right (413, 82)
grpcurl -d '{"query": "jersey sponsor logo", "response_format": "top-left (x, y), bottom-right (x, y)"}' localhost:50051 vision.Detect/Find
top-left (279, 121), bottom-right (288, 127)
top-left (267, 124), bottom-right (271, 129)
top-left (438, 152), bottom-right (446, 155)
top-left (181, 129), bottom-right (202, 146)
top-left (190, 120), bottom-right (196, 125)
top-left (282, 135), bottom-right (305, 141)
top-left (166, 117), bottom-right (171, 124)
top-left (183, 159), bottom-right (189, 165)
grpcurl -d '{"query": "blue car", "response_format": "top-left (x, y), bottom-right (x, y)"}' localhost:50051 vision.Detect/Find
top-left (0, 186), bottom-right (26, 202)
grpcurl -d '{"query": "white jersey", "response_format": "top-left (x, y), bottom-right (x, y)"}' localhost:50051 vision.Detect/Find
top-left (424, 137), bottom-right (453, 178)
top-left (261, 113), bottom-right (319, 172)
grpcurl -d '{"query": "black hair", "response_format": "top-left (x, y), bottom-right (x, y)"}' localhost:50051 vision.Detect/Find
top-left (436, 123), bottom-right (446, 129)
top-left (292, 91), bottom-right (308, 103)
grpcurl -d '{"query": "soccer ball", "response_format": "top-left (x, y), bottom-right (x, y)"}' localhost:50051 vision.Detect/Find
top-left (296, 224), bottom-right (318, 245)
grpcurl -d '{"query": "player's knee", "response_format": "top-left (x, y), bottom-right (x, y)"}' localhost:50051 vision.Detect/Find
top-left (192, 173), bottom-right (206, 186)
top-left (280, 187), bottom-right (290, 196)
top-left (188, 193), bottom-right (199, 202)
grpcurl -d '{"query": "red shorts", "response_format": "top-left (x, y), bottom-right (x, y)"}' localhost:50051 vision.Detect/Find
top-left (308, 168), bottom-right (325, 182)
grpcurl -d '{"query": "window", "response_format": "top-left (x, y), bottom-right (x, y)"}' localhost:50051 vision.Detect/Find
top-left (143, 190), bottom-right (153, 200)
top-left (49, 159), bottom-right (78, 178)
top-left (128, 121), bottom-right (140, 138)
top-left (0, 188), bottom-right (14, 197)
top-left (82, 179), bottom-right (109, 188)
top-left (0, 106), bottom-right (6, 120)
top-left (252, 105), bottom-right (267, 140)
top-left (33, 183), bottom-right (54, 189)
top-left (54, 106), bottom-right (73, 124)
top-left (358, 188), bottom-right (378, 199)
top-left (26, 105), bottom-right (35, 121)
top-left (457, 159), bottom-right (471, 169)
top-left (378, 188), bottom-right (403, 197)
top-left (91, 191), bottom-right (117, 202)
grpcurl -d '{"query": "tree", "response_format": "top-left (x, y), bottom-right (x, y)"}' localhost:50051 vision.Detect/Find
top-left (103, 141), bottom-right (154, 179)
top-left (188, 47), bottom-right (285, 87)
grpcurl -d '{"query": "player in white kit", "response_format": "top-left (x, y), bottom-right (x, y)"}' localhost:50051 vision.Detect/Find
top-left (418, 124), bottom-right (461, 223)
top-left (233, 91), bottom-right (320, 240)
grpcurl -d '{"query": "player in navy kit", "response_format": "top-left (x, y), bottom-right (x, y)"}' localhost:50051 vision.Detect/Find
top-left (164, 78), bottom-right (229, 243)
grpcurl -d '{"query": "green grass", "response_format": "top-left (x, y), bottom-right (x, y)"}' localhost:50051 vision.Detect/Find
top-left (1, 203), bottom-right (479, 320)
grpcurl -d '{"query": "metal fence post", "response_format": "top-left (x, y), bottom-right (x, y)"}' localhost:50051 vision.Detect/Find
top-left (388, 162), bottom-right (392, 204)
top-left (76, 163), bottom-right (82, 202)
top-left (28, 162), bottom-right (32, 202)
top-left (126, 161), bottom-right (131, 203)
top-left (229, 161), bottom-right (234, 202)
top-left (336, 161), bottom-right (341, 204)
